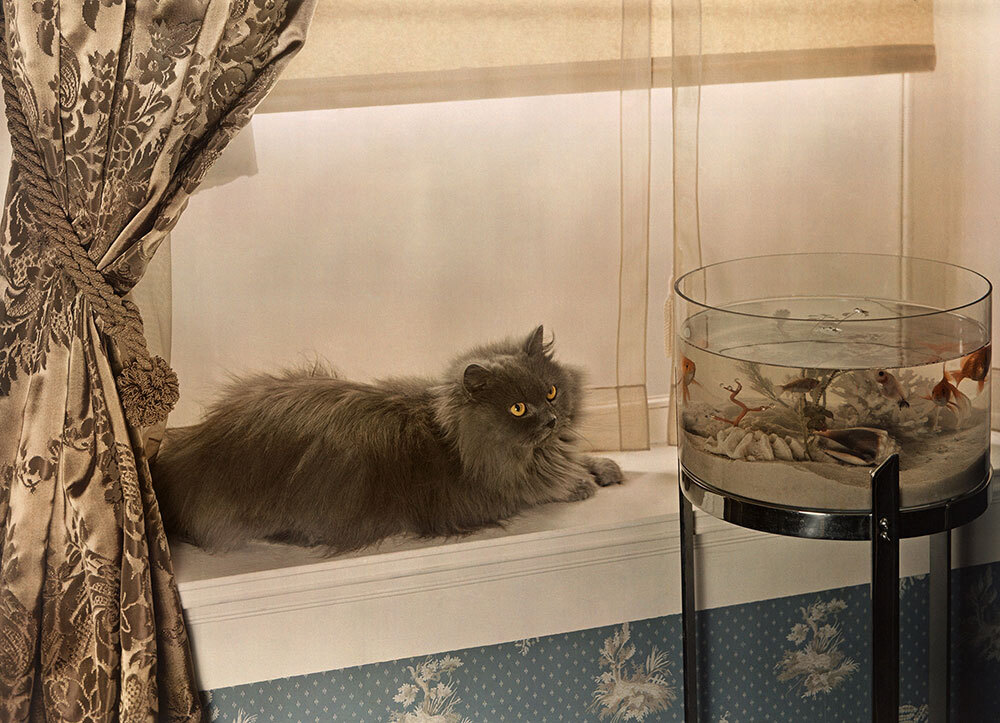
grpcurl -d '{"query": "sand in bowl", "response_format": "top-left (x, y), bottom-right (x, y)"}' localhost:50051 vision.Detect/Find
top-left (678, 294), bottom-right (991, 511)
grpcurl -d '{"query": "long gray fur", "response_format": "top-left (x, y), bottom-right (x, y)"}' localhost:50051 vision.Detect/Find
top-left (151, 326), bottom-right (625, 554)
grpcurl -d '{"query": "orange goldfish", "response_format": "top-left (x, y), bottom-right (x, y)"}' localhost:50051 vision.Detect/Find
top-left (875, 369), bottom-right (909, 408)
top-left (926, 366), bottom-right (968, 412)
top-left (948, 345), bottom-right (991, 393)
top-left (680, 356), bottom-right (700, 402)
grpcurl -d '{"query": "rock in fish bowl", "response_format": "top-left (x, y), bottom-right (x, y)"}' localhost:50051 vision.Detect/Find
top-left (674, 253), bottom-right (991, 511)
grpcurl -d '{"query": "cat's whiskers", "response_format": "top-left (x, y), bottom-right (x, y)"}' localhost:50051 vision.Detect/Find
top-left (555, 423), bottom-right (585, 444)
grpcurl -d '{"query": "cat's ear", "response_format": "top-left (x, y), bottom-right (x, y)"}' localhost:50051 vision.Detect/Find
top-left (524, 325), bottom-right (553, 358)
top-left (463, 363), bottom-right (491, 393)
top-left (524, 325), bottom-right (545, 356)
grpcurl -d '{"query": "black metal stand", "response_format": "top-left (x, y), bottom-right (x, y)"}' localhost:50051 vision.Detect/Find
top-left (679, 477), bottom-right (698, 723)
top-left (678, 453), bottom-right (989, 723)
top-left (928, 531), bottom-right (951, 723)
top-left (871, 454), bottom-right (900, 722)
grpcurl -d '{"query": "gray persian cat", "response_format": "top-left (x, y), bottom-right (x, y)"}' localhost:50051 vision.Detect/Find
top-left (151, 326), bottom-right (624, 553)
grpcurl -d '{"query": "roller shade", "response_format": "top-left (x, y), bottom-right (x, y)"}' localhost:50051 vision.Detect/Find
top-left (260, 0), bottom-right (935, 112)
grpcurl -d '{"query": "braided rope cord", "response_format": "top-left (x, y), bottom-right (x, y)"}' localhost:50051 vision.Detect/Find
top-left (0, 7), bottom-right (178, 426)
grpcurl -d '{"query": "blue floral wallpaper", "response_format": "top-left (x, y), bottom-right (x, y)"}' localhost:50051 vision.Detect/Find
top-left (203, 562), bottom-right (1000, 722)
top-left (951, 564), bottom-right (1000, 721)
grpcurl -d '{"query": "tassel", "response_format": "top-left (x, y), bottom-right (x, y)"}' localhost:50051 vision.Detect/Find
top-left (116, 354), bottom-right (180, 427)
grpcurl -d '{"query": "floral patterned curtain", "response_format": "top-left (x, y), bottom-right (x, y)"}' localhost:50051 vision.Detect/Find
top-left (0, 0), bottom-right (314, 719)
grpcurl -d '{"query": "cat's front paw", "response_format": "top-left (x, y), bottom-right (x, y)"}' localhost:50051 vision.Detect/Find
top-left (586, 457), bottom-right (625, 487)
top-left (566, 478), bottom-right (598, 501)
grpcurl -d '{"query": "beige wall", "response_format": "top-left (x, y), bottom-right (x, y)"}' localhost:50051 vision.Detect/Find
top-left (696, 73), bottom-right (906, 262)
top-left (171, 92), bottom-right (633, 427)
top-left (169, 74), bottom-right (907, 429)
top-left (908, 0), bottom-right (1000, 341)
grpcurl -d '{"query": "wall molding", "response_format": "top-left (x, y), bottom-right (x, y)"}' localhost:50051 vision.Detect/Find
top-left (181, 519), bottom-right (676, 626)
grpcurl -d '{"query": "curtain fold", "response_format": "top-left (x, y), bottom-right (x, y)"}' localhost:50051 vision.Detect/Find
top-left (666, 0), bottom-right (702, 444)
top-left (0, 0), bottom-right (315, 719)
top-left (615, 0), bottom-right (652, 450)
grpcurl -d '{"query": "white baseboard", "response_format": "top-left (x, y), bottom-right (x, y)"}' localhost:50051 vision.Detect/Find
top-left (176, 438), bottom-right (1000, 691)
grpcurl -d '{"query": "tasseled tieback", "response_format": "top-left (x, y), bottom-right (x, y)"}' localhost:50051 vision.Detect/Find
top-left (115, 350), bottom-right (180, 428)
top-left (0, 22), bottom-right (178, 428)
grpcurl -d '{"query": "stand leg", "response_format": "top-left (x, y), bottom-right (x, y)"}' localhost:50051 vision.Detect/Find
top-left (871, 454), bottom-right (900, 723)
top-left (679, 471), bottom-right (698, 723)
top-left (929, 530), bottom-right (951, 723)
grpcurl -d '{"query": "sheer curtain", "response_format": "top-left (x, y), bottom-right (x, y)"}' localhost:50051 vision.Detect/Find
top-left (171, 1), bottom-right (658, 452)
top-left (0, 0), bottom-right (314, 718)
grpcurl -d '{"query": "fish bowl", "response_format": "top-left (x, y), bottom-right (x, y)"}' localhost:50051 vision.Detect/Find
top-left (674, 253), bottom-right (992, 522)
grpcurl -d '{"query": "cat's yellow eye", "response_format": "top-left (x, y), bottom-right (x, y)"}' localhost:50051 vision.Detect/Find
top-left (546, 385), bottom-right (558, 401)
top-left (509, 402), bottom-right (526, 417)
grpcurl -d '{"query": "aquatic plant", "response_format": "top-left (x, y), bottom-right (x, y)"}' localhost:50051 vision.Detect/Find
top-left (736, 363), bottom-right (842, 448)
top-left (801, 401), bottom-right (834, 431)
top-left (589, 622), bottom-right (676, 721)
top-left (738, 362), bottom-right (785, 407)
top-left (740, 363), bottom-right (839, 409)
top-left (797, 368), bottom-right (841, 409)
top-left (775, 598), bottom-right (858, 698)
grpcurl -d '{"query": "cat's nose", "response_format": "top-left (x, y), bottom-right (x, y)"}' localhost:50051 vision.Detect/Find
top-left (544, 415), bottom-right (557, 429)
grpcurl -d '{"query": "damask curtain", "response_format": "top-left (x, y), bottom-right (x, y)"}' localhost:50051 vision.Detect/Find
top-left (0, 0), bottom-right (314, 719)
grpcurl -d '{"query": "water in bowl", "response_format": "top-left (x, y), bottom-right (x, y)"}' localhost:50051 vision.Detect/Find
top-left (678, 297), bottom-right (991, 510)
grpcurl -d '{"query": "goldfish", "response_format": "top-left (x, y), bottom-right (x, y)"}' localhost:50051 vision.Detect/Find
top-left (926, 366), bottom-right (968, 412)
top-left (875, 369), bottom-right (909, 408)
top-left (948, 345), bottom-right (991, 393)
top-left (925, 366), bottom-right (971, 431)
top-left (679, 356), bottom-right (700, 402)
top-left (778, 377), bottom-right (820, 394)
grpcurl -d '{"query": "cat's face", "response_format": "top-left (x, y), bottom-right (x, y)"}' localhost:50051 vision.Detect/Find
top-left (461, 326), bottom-right (583, 448)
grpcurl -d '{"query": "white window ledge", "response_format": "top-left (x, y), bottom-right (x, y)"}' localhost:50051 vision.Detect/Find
top-left (176, 437), bottom-right (1000, 690)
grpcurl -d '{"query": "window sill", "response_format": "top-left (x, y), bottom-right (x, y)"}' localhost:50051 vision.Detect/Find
top-left (176, 437), bottom-right (1000, 690)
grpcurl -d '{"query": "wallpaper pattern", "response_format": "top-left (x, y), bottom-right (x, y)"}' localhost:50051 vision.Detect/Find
top-left (202, 562), bottom-right (1000, 722)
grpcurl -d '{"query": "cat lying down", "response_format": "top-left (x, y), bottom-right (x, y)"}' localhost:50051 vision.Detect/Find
top-left (151, 326), bottom-right (625, 554)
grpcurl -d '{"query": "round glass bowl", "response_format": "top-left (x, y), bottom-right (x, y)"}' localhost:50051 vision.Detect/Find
top-left (674, 253), bottom-right (991, 515)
